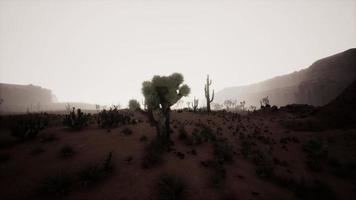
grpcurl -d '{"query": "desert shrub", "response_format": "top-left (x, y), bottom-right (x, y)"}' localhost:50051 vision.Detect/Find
top-left (121, 127), bottom-right (133, 135)
top-left (128, 99), bottom-right (141, 111)
top-left (294, 180), bottom-right (336, 200)
top-left (211, 174), bottom-right (225, 189)
top-left (10, 113), bottom-right (49, 140)
top-left (213, 139), bottom-right (234, 163)
top-left (30, 146), bottom-right (45, 156)
top-left (303, 138), bottom-right (327, 157)
top-left (102, 151), bottom-right (114, 172)
top-left (41, 172), bottom-right (73, 197)
top-left (208, 160), bottom-right (226, 188)
top-left (63, 108), bottom-right (90, 129)
top-left (199, 126), bottom-right (216, 142)
top-left (40, 134), bottom-right (59, 143)
top-left (58, 145), bottom-right (75, 158)
top-left (157, 174), bottom-right (185, 200)
top-left (178, 126), bottom-right (188, 140)
top-left (77, 164), bottom-right (103, 187)
top-left (303, 138), bottom-right (328, 172)
top-left (140, 135), bottom-right (148, 142)
top-left (191, 132), bottom-right (202, 145)
top-left (255, 164), bottom-right (274, 178)
top-left (240, 140), bottom-right (253, 158)
top-left (220, 192), bottom-right (237, 200)
top-left (0, 154), bottom-right (10, 163)
top-left (97, 107), bottom-right (133, 128)
top-left (252, 148), bottom-right (274, 178)
top-left (77, 152), bottom-right (113, 187)
top-left (328, 160), bottom-right (356, 180)
top-left (142, 137), bottom-right (165, 169)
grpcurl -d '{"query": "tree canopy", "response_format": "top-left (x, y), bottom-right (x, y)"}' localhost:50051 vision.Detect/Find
top-left (142, 73), bottom-right (190, 110)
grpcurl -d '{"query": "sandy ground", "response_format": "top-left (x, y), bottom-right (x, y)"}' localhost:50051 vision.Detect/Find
top-left (0, 110), bottom-right (355, 200)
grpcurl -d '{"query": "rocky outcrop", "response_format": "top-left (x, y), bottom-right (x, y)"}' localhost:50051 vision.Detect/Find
top-left (0, 83), bottom-right (55, 113)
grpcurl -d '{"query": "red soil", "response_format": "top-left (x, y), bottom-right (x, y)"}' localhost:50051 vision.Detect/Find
top-left (0, 110), bottom-right (355, 200)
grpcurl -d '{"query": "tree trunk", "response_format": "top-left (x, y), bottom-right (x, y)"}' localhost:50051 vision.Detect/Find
top-left (164, 107), bottom-right (171, 141)
top-left (147, 109), bottom-right (161, 138)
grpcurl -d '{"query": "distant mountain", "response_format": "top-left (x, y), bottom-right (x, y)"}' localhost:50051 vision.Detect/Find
top-left (0, 83), bottom-right (97, 113)
top-left (216, 49), bottom-right (356, 107)
top-left (317, 79), bottom-right (356, 128)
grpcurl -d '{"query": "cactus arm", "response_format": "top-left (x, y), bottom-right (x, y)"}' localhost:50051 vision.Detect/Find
top-left (210, 90), bottom-right (214, 102)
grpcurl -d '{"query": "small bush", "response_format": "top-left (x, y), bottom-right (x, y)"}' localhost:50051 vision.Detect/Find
top-left (206, 160), bottom-right (226, 188)
top-left (157, 174), bottom-right (185, 200)
top-left (191, 132), bottom-right (202, 145)
top-left (303, 138), bottom-right (328, 172)
top-left (40, 134), bottom-right (59, 143)
top-left (77, 164), bottom-right (102, 187)
top-left (77, 152), bottom-right (113, 187)
top-left (121, 127), bottom-right (133, 135)
top-left (30, 146), bottom-right (45, 156)
top-left (10, 113), bottom-right (49, 140)
top-left (41, 173), bottom-right (73, 197)
top-left (200, 126), bottom-right (216, 142)
top-left (58, 145), bottom-right (75, 158)
top-left (213, 139), bottom-right (234, 163)
top-left (140, 135), bottom-right (148, 142)
top-left (240, 140), bottom-right (253, 158)
top-left (63, 108), bottom-right (90, 129)
top-left (294, 180), bottom-right (336, 200)
top-left (178, 126), bottom-right (188, 140)
top-left (97, 107), bottom-right (133, 128)
top-left (128, 99), bottom-right (141, 111)
top-left (0, 154), bottom-right (10, 163)
top-left (142, 138), bottom-right (164, 169)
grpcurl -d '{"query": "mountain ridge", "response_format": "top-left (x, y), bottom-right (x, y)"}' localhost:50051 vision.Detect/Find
top-left (216, 48), bottom-right (356, 107)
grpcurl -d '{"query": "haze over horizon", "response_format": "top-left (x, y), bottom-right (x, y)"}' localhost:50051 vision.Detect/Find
top-left (1, 0), bottom-right (356, 105)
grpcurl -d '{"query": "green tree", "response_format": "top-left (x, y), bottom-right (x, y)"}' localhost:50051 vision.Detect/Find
top-left (142, 73), bottom-right (190, 141)
top-left (128, 99), bottom-right (141, 111)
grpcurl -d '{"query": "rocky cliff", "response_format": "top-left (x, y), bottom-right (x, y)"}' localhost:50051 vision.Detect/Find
top-left (216, 49), bottom-right (356, 107)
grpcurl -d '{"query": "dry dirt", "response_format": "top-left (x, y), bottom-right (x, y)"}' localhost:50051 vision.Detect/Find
top-left (0, 109), bottom-right (355, 200)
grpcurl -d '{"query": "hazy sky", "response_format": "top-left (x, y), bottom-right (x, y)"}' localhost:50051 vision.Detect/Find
top-left (1, 0), bottom-right (356, 106)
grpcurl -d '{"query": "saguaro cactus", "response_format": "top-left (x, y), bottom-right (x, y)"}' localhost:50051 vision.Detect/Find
top-left (204, 75), bottom-right (214, 112)
top-left (192, 97), bottom-right (199, 112)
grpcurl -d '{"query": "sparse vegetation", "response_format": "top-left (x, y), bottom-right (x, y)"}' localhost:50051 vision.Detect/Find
top-left (58, 145), bottom-right (75, 158)
top-left (142, 137), bottom-right (165, 169)
top-left (78, 152), bottom-right (114, 187)
top-left (97, 106), bottom-right (134, 128)
top-left (260, 96), bottom-right (271, 108)
top-left (213, 139), bottom-right (234, 163)
top-left (140, 135), bottom-right (148, 142)
top-left (192, 97), bottom-right (199, 112)
top-left (178, 125), bottom-right (188, 140)
top-left (157, 173), bottom-right (185, 200)
top-left (0, 153), bottom-right (10, 163)
top-left (303, 138), bottom-right (328, 172)
top-left (40, 134), bottom-right (59, 143)
top-left (63, 107), bottom-right (90, 129)
top-left (41, 172), bottom-right (73, 197)
top-left (30, 146), bottom-right (45, 155)
top-left (10, 113), bottom-right (49, 140)
top-left (121, 127), bottom-right (133, 135)
top-left (128, 99), bottom-right (141, 111)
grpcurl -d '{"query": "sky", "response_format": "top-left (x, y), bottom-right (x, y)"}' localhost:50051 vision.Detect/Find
top-left (0, 0), bottom-right (356, 106)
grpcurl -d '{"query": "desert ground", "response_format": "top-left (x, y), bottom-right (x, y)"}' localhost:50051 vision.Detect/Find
top-left (0, 105), bottom-right (355, 200)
